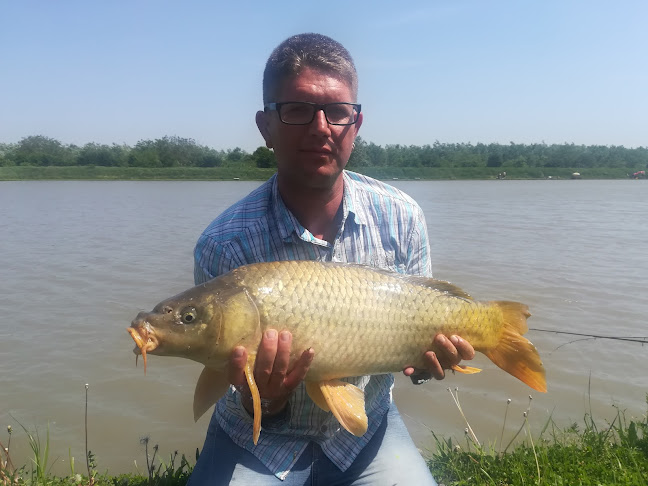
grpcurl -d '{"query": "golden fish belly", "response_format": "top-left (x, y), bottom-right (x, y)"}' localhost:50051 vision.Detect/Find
top-left (232, 261), bottom-right (505, 381)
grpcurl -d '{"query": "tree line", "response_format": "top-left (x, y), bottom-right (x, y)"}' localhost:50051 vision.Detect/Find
top-left (1, 135), bottom-right (646, 171)
top-left (0, 135), bottom-right (277, 169)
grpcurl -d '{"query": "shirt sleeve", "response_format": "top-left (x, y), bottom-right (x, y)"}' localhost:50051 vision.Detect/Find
top-left (193, 234), bottom-right (241, 285)
top-left (405, 204), bottom-right (433, 278)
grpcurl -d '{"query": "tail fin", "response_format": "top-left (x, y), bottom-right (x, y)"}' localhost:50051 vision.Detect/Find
top-left (483, 301), bottom-right (547, 393)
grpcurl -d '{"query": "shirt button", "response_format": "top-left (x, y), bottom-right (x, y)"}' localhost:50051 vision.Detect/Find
top-left (320, 425), bottom-right (328, 433)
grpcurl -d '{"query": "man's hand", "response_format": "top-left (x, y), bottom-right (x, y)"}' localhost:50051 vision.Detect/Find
top-left (403, 334), bottom-right (475, 383)
top-left (228, 329), bottom-right (314, 416)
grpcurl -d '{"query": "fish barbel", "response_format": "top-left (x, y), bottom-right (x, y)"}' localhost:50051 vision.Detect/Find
top-left (127, 261), bottom-right (546, 444)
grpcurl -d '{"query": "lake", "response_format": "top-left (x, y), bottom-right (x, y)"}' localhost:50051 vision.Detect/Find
top-left (1, 179), bottom-right (647, 474)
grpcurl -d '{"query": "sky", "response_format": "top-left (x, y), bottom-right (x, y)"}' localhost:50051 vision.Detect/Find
top-left (1, 1), bottom-right (647, 152)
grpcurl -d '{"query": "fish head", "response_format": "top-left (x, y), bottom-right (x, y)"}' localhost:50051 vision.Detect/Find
top-left (127, 284), bottom-right (228, 372)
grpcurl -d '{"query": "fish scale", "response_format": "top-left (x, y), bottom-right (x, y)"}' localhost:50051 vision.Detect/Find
top-left (234, 261), bottom-right (504, 379)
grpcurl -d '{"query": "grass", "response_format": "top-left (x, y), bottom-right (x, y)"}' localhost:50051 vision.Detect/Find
top-left (1, 427), bottom-right (193, 486)
top-left (2, 389), bottom-right (647, 485)
top-left (1, 384), bottom-right (194, 486)
top-left (429, 389), bottom-right (648, 485)
top-left (0, 166), bottom-right (276, 181)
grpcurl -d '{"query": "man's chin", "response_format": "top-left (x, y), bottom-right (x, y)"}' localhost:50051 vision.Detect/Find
top-left (307, 161), bottom-right (346, 181)
top-left (281, 166), bottom-right (344, 191)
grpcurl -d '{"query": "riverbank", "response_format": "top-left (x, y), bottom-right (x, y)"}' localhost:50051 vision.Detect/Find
top-left (428, 394), bottom-right (648, 485)
top-left (3, 397), bottom-right (647, 485)
top-left (0, 165), bottom-right (638, 181)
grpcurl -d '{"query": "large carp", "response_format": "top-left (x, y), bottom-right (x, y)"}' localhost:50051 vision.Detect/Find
top-left (128, 261), bottom-right (546, 444)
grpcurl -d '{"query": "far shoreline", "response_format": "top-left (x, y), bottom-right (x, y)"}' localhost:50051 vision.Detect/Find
top-left (0, 166), bottom-right (641, 181)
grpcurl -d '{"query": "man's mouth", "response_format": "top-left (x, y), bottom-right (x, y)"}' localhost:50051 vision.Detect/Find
top-left (300, 147), bottom-right (332, 155)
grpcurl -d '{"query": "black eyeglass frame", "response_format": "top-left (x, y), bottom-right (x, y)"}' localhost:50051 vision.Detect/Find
top-left (264, 101), bottom-right (362, 126)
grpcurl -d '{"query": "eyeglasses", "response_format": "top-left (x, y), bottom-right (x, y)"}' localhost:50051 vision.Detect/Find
top-left (264, 101), bottom-right (361, 126)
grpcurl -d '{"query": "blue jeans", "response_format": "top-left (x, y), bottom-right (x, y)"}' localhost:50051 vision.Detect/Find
top-left (187, 403), bottom-right (437, 485)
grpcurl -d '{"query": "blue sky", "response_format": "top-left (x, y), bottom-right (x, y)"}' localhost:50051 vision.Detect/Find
top-left (2, 1), bottom-right (646, 151)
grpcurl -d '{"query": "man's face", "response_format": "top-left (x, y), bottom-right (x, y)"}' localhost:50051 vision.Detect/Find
top-left (256, 67), bottom-right (363, 191)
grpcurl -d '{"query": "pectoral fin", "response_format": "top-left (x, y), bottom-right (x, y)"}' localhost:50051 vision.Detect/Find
top-left (317, 380), bottom-right (368, 437)
top-left (243, 355), bottom-right (262, 445)
top-left (193, 367), bottom-right (230, 422)
top-left (451, 364), bottom-right (482, 375)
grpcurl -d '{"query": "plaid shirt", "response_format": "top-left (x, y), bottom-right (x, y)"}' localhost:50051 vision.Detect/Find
top-left (193, 170), bottom-right (432, 480)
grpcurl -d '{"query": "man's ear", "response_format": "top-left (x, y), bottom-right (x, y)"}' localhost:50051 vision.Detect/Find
top-left (354, 112), bottom-right (363, 134)
top-left (256, 111), bottom-right (273, 149)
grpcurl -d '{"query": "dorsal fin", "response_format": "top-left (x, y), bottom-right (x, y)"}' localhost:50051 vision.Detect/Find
top-left (402, 276), bottom-right (473, 300)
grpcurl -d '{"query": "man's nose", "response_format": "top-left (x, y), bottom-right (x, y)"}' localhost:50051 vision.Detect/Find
top-left (308, 108), bottom-right (331, 135)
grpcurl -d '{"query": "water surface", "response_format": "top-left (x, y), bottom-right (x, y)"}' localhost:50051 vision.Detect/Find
top-left (1, 179), bottom-right (646, 473)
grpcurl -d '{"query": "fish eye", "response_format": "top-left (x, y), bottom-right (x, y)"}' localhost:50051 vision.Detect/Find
top-left (180, 307), bottom-right (198, 325)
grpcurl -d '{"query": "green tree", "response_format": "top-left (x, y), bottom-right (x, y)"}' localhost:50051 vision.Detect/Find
top-left (0, 143), bottom-right (16, 166)
top-left (198, 150), bottom-right (224, 167)
top-left (402, 145), bottom-right (423, 167)
top-left (252, 146), bottom-right (277, 168)
top-left (13, 135), bottom-right (74, 166)
top-left (502, 156), bottom-right (528, 168)
top-left (225, 147), bottom-right (247, 164)
top-left (77, 143), bottom-right (128, 167)
top-left (487, 152), bottom-right (503, 167)
top-left (128, 140), bottom-right (161, 167)
top-left (385, 144), bottom-right (406, 167)
top-left (347, 136), bottom-right (369, 168)
top-left (366, 142), bottom-right (387, 166)
top-left (419, 144), bottom-right (441, 167)
top-left (154, 135), bottom-right (205, 167)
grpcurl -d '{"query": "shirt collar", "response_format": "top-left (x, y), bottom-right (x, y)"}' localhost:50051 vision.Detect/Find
top-left (270, 171), bottom-right (367, 243)
top-left (342, 171), bottom-right (367, 227)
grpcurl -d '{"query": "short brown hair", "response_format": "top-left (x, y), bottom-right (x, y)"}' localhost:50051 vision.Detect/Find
top-left (262, 33), bottom-right (358, 104)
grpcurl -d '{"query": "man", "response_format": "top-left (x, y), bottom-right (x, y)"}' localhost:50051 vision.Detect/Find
top-left (189, 33), bottom-right (474, 485)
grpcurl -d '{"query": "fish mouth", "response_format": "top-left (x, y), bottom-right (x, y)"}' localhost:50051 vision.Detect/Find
top-left (127, 324), bottom-right (158, 374)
